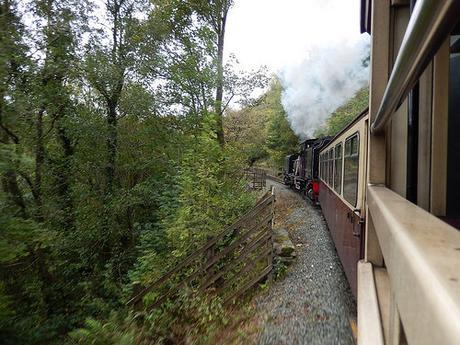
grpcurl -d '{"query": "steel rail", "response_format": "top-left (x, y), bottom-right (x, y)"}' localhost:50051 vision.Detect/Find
top-left (371, 0), bottom-right (460, 134)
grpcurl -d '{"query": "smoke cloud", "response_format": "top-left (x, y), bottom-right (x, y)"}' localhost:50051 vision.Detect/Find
top-left (279, 36), bottom-right (370, 139)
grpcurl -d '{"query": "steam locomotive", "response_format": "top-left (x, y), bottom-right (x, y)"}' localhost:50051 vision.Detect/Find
top-left (283, 137), bottom-right (331, 203)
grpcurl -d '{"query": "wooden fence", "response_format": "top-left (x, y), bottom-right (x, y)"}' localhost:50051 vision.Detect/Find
top-left (245, 168), bottom-right (267, 190)
top-left (127, 188), bottom-right (275, 310)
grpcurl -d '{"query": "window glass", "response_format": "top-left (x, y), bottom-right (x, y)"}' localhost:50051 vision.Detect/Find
top-left (447, 34), bottom-right (460, 217)
top-left (351, 136), bottom-right (358, 154)
top-left (344, 134), bottom-right (360, 206)
top-left (334, 143), bottom-right (342, 194)
top-left (321, 154), bottom-right (324, 181)
top-left (329, 148), bottom-right (334, 186)
top-left (321, 154), bottom-right (324, 180)
top-left (322, 154), bottom-right (325, 180)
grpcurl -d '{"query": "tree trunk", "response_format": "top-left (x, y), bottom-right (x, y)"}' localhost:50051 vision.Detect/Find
top-left (0, 130), bottom-right (27, 218)
top-left (34, 106), bottom-right (45, 222)
top-left (106, 102), bottom-right (118, 193)
top-left (56, 124), bottom-right (75, 230)
top-left (215, 10), bottom-right (227, 147)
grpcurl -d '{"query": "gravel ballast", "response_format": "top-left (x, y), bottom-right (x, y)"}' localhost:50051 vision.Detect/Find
top-left (253, 181), bottom-right (356, 345)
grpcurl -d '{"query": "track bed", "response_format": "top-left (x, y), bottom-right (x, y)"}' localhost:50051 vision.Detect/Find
top-left (251, 181), bottom-right (356, 345)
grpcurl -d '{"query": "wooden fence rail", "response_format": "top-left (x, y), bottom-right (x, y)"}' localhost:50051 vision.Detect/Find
top-left (245, 168), bottom-right (267, 190)
top-left (127, 187), bottom-right (275, 310)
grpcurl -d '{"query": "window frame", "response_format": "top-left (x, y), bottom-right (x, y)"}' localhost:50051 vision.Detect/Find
top-left (329, 148), bottom-right (334, 186)
top-left (320, 154), bottom-right (324, 180)
top-left (334, 142), bottom-right (343, 194)
top-left (343, 132), bottom-right (360, 207)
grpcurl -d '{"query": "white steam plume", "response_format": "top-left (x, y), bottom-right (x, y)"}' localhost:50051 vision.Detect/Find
top-left (279, 36), bottom-right (370, 139)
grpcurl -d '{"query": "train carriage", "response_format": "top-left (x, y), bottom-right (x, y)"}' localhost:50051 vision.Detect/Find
top-left (282, 1), bottom-right (460, 344)
top-left (357, 1), bottom-right (460, 344)
top-left (318, 109), bottom-right (368, 296)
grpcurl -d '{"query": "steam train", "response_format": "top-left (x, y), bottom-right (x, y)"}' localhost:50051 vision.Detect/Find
top-left (283, 137), bottom-right (331, 203)
top-left (283, 1), bottom-right (460, 344)
top-left (283, 109), bottom-right (368, 295)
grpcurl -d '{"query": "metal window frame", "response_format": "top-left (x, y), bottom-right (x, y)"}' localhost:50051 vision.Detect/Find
top-left (334, 142), bottom-right (343, 194)
top-left (344, 132), bottom-right (360, 207)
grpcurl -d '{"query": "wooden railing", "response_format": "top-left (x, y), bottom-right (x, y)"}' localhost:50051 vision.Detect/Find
top-left (359, 185), bottom-right (460, 345)
top-left (127, 188), bottom-right (275, 310)
top-left (245, 168), bottom-right (267, 190)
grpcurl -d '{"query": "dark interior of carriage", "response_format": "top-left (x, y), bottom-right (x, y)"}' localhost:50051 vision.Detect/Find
top-left (441, 27), bottom-right (460, 230)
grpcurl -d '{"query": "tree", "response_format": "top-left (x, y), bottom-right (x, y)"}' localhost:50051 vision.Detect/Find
top-left (32, 0), bottom-right (87, 227)
top-left (0, 0), bottom-right (30, 218)
top-left (184, 0), bottom-right (233, 145)
top-left (225, 78), bottom-right (299, 169)
top-left (85, 0), bottom-right (147, 194)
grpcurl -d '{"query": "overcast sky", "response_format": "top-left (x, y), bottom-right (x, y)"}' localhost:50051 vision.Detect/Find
top-left (224, 0), bottom-right (370, 138)
top-left (225, 0), bottom-right (364, 73)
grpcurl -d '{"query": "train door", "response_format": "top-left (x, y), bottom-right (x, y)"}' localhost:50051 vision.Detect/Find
top-left (340, 130), bottom-right (363, 296)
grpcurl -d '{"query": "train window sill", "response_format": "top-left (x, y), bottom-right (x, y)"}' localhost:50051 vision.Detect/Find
top-left (367, 185), bottom-right (460, 345)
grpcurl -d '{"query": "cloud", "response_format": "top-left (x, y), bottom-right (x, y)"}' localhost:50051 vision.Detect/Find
top-left (279, 35), bottom-right (370, 139)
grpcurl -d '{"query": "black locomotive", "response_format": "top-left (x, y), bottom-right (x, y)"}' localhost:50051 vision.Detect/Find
top-left (283, 137), bottom-right (331, 203)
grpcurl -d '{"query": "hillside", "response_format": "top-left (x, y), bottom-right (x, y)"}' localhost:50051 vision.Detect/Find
top-left (225, 79), bottom-right (299, 170)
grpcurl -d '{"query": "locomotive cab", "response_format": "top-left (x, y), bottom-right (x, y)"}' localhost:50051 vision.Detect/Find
top-left (283, 154), bottom-right (297, 186)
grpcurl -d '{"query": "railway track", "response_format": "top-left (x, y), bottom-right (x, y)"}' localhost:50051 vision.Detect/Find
top-left (249, 181), bottom-right (357, 345)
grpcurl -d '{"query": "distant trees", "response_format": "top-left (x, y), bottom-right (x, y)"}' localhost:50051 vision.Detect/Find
top-left (225, 78), bottom-right (299, 169)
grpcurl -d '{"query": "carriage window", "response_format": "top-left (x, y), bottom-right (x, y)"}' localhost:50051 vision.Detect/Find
top-left (334, 143), bottom-right (343, 194)
top-left (329, 148), bottom-right (334, 186)
top-left (322, 154), bottom-right (325, 181)
top-left (344, 134), bottom-right (359, 206)
top-left (320, 154), bottom-right (324, 180)
top-left (446, 33), bottom-right (460, 220)
top-left (321, 154), bottom-right (323, 180)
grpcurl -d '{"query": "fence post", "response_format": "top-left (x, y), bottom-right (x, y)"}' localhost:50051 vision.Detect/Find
top-left (268, 186), bottom-right (275, 281)
top-left (204, 237), bottom-right (216, 290)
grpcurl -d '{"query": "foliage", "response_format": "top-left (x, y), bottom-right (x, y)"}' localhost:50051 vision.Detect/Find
top-left (314, 87), bottom-right (369, 137)
top-left (225, 78), bottom-right (299, 170)
top-left (0, 0), bottom-right (259, 344)
top-left (69, 289), bottom-right (228, 345)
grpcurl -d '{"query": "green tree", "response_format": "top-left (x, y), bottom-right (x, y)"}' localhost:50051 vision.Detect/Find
top-left (85, 0), bottom-right (148, 194)
top-left (225, 78), bottom-right (299, 169)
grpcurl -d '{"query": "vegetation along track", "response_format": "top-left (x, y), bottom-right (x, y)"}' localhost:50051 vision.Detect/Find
top-left (248, 181), bottom-right (356, 345)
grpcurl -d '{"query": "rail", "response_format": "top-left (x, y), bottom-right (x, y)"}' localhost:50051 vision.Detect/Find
top-left (362, 185), bottom-right (460, 345)
top-left (127, 188), bottom-right (275, 310)
top-left (371, 0), bottom-right (460, 134)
